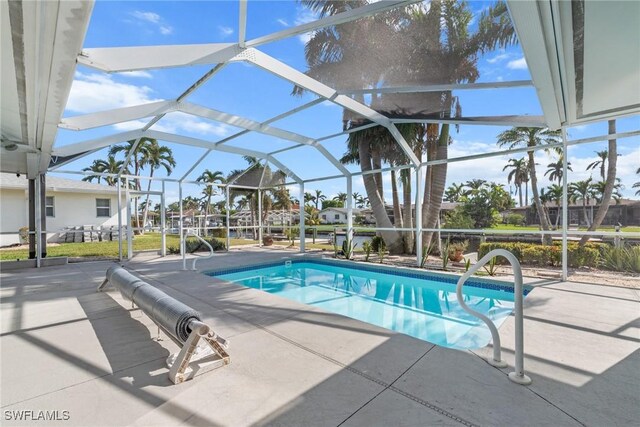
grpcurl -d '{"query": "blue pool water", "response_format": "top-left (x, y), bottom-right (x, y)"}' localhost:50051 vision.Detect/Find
top-left (209, 260), bottom-right (530, 350)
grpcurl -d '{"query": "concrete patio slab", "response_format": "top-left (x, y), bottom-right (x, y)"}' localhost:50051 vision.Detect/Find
top-left (1, 251), bottom-right (638, 426)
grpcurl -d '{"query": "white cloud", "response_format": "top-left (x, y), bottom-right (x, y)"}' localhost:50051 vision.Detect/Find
top-left (129, 10), bottom-right (173, 35)
top-left (66, 72), bottom-right (159, 113)
top-left (117, 70), bottom-right (153, 79)
top-left (487, 52), bottom-right (509, 64)
top-left (294, 8), bottom-right (318, 43)
top-left (507, 57), bottom-right (528, 70)
top-left (218, 26), bottom-right (234, 37)
top-left (66, 72), bottom-right (234, 139)
top-left (277, 18), bottom-right (289, 27)
top-left (131, 11), bottom-right (160, 24)
top-left (113, 112), bottom-right (234, 138)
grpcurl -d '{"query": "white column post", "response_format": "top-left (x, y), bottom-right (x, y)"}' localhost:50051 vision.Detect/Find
top-left (34, 175), bottom-right (42, 268)
top-left (160, 180), bottom-right (166, 257)
top-left (117, 178), bottom-right (123, 261)
top-left (561, 128), bottom-right (569, 281)
top-left (415, 165), bottom-right (423, 267)
top-left (258, 189), bottom-right (263, 246)
top-left (346, 175), bottom-right (353, 241)
top-left (299, 183), bottom-right (305, 253)
top-left (225, 186), bottom-right (231, 252)
top-left (126, 178), bottom-right (133, 260)
top-left (179, 182), bottom-right (186, 270)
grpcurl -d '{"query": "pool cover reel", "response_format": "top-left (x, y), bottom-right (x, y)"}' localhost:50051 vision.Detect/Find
top-left (101, 265), bottom-right (230, 383)
top-left (105, 265), bottom-right (201, 343)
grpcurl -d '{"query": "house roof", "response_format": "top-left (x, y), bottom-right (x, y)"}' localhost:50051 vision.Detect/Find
top-left (319, 207), bottom-right (363, 214)
top-left (0, 173), bottom-right (117, 194)
top-left (510, 198), bottom-right (640, 210)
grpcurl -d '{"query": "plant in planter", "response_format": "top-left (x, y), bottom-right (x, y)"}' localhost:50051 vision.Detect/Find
top-left (262, 235), bottom-right (274, 246)
top-left (18, 226), bottom-right (29, 244)
top-left (362, 241), bottom-right (372, 262)
top-left (342, 237), bottom-right (357, 260)
top-left (448, 240), bottom-right (469, 262)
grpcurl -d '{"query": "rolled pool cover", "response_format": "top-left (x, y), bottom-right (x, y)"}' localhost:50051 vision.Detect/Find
top-left (107, 266), bottom-right (201, 343)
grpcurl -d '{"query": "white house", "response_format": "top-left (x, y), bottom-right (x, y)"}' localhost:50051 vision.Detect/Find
top-left (0, 173), bottom-right (126, 246)
top-left (319, 207), bottom-right (362, 224)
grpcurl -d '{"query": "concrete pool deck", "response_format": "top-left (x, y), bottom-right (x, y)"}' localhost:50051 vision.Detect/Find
top-left (1, 248), bottom-right (638, 426)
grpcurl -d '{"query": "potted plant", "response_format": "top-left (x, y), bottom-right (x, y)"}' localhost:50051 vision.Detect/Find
top-left (262, 235), bottom-right (274, 246)
top-left (448, 240), bottom-right (468, 262)
top-left (18, 226), bottom-right (29, 244)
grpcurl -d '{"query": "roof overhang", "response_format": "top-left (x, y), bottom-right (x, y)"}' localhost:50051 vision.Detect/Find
top-left (0, 0), bottom-right (93, 177)
top-left (508, 0), bottom-right (640, 129)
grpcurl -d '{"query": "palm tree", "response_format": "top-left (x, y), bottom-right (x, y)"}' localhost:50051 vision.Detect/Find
top-left (586, 150), bottom-right (609, 180)
top-left (444, 183), bottom-right (465, 203)
top-left (333, 192), bottom-right (348, 208)
top-left (109, 137), bottom-right (156, 230)
top-left (546, 184), bottom-right (564, 229)
top-left (633, 167), bottom-right (640, 196)
top-left (497, 127), bottom-right (561, 244)
top-left (464, 179), bottom-right (487, 195)
top-left (296, 0), bottom-right (516, 253)
top-left (580, 121), bottom-right (619, 245)
top-left (196, 169), bottom-right (225, 231)
top-left (139, 141), bottom-right (175, 233)
top-left (304, 192), bottom-right (315, 207)
top-left (545, 156), bottom-right (572, 185)
top-left (503, 158), bottom-right (528, 207)
top-left (569, 178), bottom-right (594, 227)
top-left (313, 189), bottom-right (326, 211)
top-left (591, 179), bottom-right (623, 204)
top-left (82, 155), bottom-right (130, 186)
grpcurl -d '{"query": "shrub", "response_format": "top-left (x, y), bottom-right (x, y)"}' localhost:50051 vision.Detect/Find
top-left (371, 236), bottom-right (386, 253)
top-left (478, 241), bottom-right (603, 268)
top-left (443, 207), bottom-right (474, 229)
top-left (601, 245), bottom-right (640, 273)
top-left (505, 213), bottom-right (525, 226)
top-left (167, 236), bottom-right (225, 254)
top-left (209, 228), bottom-right (227, 238)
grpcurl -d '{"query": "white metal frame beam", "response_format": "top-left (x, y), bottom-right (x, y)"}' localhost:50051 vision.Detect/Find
top-left (247, 49), bottom-right (420, 166)
top-left (341, 80), bottom-right (534, 95)
top-left (245, 0), bottom-right (419, 48)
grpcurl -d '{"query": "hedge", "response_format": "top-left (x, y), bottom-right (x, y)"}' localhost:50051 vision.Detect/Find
top-left (167, 236), bottom-right (226, 254)
top-left (478, 242), bottom-right (604, 268)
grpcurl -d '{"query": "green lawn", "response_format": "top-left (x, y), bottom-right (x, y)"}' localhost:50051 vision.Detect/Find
top-left (0, 233), bottom-right (259, 261)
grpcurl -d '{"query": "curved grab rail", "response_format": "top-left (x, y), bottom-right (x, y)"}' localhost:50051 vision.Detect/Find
top-left (456, 249), bottom-right (531, 385)
top-left (182, 232), bottom-right (214, 271)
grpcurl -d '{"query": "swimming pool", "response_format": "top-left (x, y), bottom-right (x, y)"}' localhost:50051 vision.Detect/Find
top-left (208, 259), bottom-right (531, 350)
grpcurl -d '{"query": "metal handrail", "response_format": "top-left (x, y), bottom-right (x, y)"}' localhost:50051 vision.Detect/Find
top-left (182, 232), bottom-right (214, 271)
top-left (455, 249), bottom-right (532, 385)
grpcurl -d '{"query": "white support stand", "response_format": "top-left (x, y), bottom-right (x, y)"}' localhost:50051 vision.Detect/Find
top-left (166, 321), bottom-right (230, 384)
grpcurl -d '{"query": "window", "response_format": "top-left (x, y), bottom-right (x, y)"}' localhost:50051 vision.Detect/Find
top-left (322, 215), bottom-right (326, 220)
top-left (334, 214), bottom-right (340, 220)
top-left (96, 198), bottom-right (111, 217)
top-left (45, 196), bottom-right (55, 217)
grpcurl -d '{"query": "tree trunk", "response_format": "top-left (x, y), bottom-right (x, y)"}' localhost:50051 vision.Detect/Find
top-left (359, 140), bottom-right (403, 253)
top-left (422, 124), bottom-right (449, 251)
top-left (372, 147), bottom-right (384, 203)
top-left (141, 169), bottom-right (155, 235)
top-left (518, 183), bottom-right (523, 207)
top-left (391, 169), bottom-right (402, 229)
top-left (402, 169), bottom-right (413, 254)
top-left (582, 201), bottom-right (590, 227)
top-left (527, 149), bottom-right (552, 244)
top-left (525, 181), bottom-right (529, 206)
top-left (555, 203), bottom-right (561, 229)
top-left (580, 120), bottom-right (617, 245)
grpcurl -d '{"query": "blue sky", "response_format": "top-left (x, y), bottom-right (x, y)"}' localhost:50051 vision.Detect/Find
top-left (52, 0), bottom-right (640, 205)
